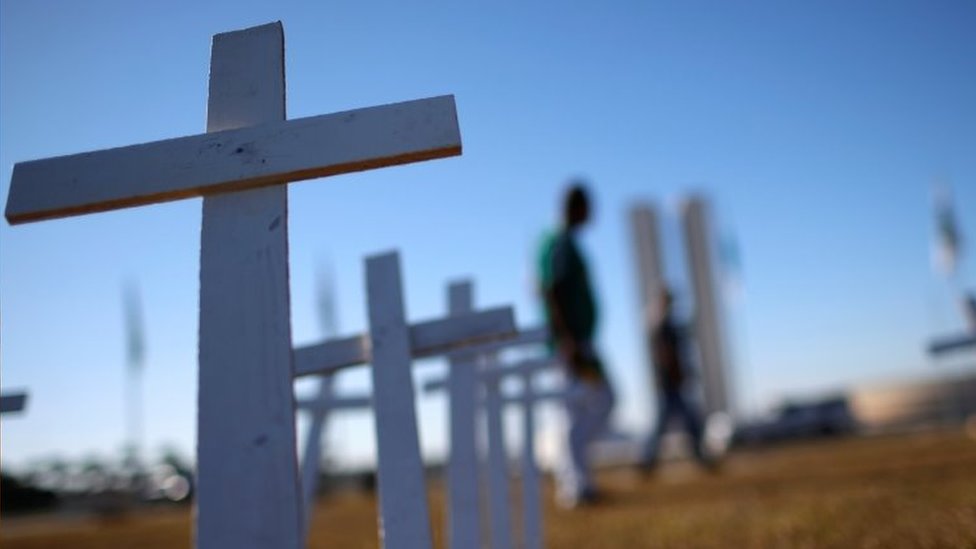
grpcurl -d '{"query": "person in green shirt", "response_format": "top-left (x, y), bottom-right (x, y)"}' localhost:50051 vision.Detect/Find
top-left (538, 182), bottom-right (615, 508)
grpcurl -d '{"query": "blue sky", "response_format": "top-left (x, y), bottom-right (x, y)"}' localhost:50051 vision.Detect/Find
top-left (2, 1), bottom-right (974, 471)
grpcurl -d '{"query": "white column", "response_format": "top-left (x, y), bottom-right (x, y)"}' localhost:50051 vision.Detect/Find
top-left (681, 195), bottom-right (730, 416)
top-left (631, 203), bottom-right (666, 398)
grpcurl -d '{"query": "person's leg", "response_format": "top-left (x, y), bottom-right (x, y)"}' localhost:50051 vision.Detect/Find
top-left (591, 379), bottom-right (615, 439)
top-left (674, 389), bottom-right (709, 464)
top-left (640, 389), bottom-right (675, 468)
top-left (575, 379), bottom-right (614, 497)
top-left (556, 379), bottom-right (590, 506)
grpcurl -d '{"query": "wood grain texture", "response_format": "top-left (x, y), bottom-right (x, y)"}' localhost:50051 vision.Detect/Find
top-left (365, 252), bottom-right (434, 549)
top-left (5, 95), bottom-right (461, 224)
top-left (195, 22), bottom-right (302, 549)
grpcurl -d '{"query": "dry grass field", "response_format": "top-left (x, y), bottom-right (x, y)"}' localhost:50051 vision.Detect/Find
top-left (4, 429), bottom-right (975, 548)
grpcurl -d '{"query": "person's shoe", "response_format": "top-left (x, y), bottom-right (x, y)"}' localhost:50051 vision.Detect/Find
top-left (699, 454), bottom-right (723, 474)
top-left (635, 459), bottom-right (659, 478)
top-left (556, 487), bottom-right (603, 509)
top-left (579, 487), bottom-right (604, 505)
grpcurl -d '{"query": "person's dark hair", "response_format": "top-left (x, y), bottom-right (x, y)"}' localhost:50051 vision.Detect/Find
top-left (563, 181), bottom-right (590, 227)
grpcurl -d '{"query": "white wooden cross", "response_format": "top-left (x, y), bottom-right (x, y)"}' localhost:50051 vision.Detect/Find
top-left (292, 251), bottom-right (518, 548)
top-left (0, 391), bottom-right (29, 415)
top-left (489, 361), bottom-right (567, 549)
top-left (425, 309), bottom-right (563, 549)
top-left (295, 376), bottom-right (371, 540)
top-left (4, 22), bottom-right (461, 549)
top-left (426, 353), bottom-right (565, 549)
top-left (443, 281), bottom-right (481, 549)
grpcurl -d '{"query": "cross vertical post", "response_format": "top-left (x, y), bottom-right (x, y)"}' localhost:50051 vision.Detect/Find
top-left (518, 370), bottom-right (543, 549)
top-left (300, 375), bottom-right (335, 542)
top-left (366, 252), bottom-right (434, 549)
top-left (195, 23), bottom-right (301, 548)
top-left (483, 352), bottom-right (514, 549)
top-left (445, 281), bottom-right (481, 549)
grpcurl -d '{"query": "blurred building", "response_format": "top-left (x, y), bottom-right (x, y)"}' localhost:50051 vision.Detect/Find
top-left (681, 195), bottom-right (732, 417)
top-left (850, 372), bottom-right (976, 432)
top-left (630, 196), bottom-right (733, 417)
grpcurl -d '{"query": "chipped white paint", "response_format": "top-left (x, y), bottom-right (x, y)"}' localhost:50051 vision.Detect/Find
top-left (195, 23), bottom-right (301, 549)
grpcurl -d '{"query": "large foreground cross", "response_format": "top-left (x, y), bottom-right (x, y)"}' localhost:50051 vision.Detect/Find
top-left (5, 22), bottom-right (461, 549)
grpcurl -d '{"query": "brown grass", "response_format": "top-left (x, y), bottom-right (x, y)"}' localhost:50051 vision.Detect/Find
top-left (4, 430), bottom-right (975, 548)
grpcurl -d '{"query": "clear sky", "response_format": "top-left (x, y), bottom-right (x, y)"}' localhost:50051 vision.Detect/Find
top-left (2, 1), bottom-right (974, 472)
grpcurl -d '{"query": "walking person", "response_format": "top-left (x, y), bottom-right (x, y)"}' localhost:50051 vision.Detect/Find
top-left (537, 181), bottom-right (615, 508)
top-left (639, 287), bottom-right (717, 472)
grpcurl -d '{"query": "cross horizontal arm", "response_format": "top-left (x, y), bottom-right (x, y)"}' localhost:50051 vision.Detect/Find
top-left (293, 306), bottom-right (516, 377)
top-left (928, 333), bottom-right (976, 355)
top-left (0, 392), bottom-right (28, 414)
top-left (445, 326), bottom-right (548, 360)
top-left (296, 394), bottom-right (371, 412)
top-left (480, 357), bottom-right (560, 380)
top-left (6, 95), bottom-right (461, 224)
top-left (500, 388), bottom-right (569, 405)
top-left (423, 357), bottom-right (560, 393)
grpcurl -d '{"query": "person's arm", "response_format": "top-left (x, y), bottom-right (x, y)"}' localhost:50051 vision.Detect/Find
top-left (544, 285), bottom-right (578, 364)
top-left (543, 236), bottom-right (581, 374)
top-left (652, 324), bottom-right (681, 388)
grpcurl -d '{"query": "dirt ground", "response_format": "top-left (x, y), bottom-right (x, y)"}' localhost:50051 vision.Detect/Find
top-left (3, 429), bottom-right (975, 548)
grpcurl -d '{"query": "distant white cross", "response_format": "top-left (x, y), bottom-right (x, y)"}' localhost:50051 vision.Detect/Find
top-left (0, 392), bottom-right (29, 415)
top-left (5, 22), bottom-right (461, 549)
top-left (293, 252), bottom-right (517, 548)
top-left (425, 311), bottom-right (563, 549)
top-left (295, 375), bottom-right (371, 540)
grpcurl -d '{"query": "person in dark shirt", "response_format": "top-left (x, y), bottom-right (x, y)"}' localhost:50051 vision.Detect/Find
top-left (538, 182), bottom-right (615, 507)
top-left (639, 287), bottom-right (714, 471)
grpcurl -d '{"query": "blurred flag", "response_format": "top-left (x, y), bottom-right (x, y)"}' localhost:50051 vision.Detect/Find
top-left (932, 184), bottom-right (962, 277)
top-left (123, 282), bottom-right (146, 371)
top-left (718, 230), bottom-right (744, 304)
top-left (316, 259), bottom-right (339, 338)
top-left (964, 293), bottom-right (976, 334)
